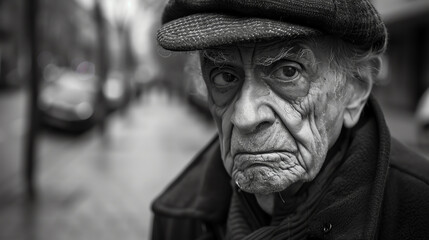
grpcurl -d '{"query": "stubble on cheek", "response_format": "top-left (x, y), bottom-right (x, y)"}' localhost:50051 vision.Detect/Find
top-left (268, 89), bottom-right (331, 185)
top-left (231, 152), bottom-right (307, 194)
top-left (292, 91), bottom-right (330, 176)
top-left (213, 92), bottom-right (331, 195)
top-left (208, 75), bottom-right (338, 195)
top-left (209, 102), bottom-right (235, 174)
top-left (227, 111), bottom-right (315, 194)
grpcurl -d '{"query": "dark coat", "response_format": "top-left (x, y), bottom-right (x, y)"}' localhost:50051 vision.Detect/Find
top-left (151, 99), bottom-right (429, 240)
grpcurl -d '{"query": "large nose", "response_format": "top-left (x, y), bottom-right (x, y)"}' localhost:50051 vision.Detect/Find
top-left (231, 78), bottom-right (275, 134)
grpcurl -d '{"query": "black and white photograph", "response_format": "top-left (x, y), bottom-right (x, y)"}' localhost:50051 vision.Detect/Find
top-left (0, 0), bottom-right (428, 239)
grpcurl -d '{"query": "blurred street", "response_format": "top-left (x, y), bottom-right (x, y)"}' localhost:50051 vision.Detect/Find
top-left (0, 88), bottom-right (216, 240)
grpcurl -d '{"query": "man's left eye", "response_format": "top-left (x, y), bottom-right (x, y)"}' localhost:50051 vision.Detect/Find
top-left (271, 65), bottom-right (301, 82)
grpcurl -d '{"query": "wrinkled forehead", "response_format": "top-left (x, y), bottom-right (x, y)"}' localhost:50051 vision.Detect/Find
top-left (200, 40), bottom-right (318, 66)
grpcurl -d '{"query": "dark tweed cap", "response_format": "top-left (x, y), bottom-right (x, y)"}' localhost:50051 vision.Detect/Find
top-left (157, 0), bottom-right (388, 53)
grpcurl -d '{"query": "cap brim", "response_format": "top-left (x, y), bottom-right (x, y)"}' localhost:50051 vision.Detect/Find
top-left (157, 13), bottom-right (322, 51)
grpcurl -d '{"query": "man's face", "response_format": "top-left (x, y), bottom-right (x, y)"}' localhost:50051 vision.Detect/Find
top-left (200, 40), bottom-right (353, 195)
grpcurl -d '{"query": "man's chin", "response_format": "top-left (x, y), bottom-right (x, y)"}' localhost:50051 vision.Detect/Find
top-left (233, 167), bottom-right (296, 195)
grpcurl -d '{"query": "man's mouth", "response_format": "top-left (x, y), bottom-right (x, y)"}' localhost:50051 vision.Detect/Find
top-left (233, 151), bottom-right (297, 171)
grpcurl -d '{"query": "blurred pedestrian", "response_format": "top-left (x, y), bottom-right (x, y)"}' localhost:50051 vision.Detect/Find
top-left (152, 0), bottom-right (429, 239)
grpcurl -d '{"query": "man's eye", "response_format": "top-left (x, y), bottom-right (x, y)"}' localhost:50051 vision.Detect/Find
top-left (212, 72), bottom-right (239, 86)
top-left (271, 65), bottom-right (300, 82)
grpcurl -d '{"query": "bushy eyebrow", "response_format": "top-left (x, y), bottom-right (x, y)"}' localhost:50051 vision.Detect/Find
top-left (200, 50), bottom-right (237, 66)
top-left (201, 43), bottom-right (317, 67)
top-left (254, 45), bottom-right (317, 67)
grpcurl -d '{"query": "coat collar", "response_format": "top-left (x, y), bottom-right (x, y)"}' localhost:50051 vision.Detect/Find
top-left (151, 97), bottom-right (391, 237)
top-left (151, 135), bottom-right (232, 223)
top-left (305, 97), bottom-right (391, 239)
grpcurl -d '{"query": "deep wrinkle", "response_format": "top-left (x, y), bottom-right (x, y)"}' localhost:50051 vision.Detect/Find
top-left (203, 43), bottom-right (316, 74)
top-left (200, 39), bottom-right (352, 197)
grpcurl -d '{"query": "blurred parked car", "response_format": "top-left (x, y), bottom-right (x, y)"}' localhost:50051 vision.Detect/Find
top-left (39, 67), bottom-right (133, 132)
top-left (39, 70), bottom-right (101, 132)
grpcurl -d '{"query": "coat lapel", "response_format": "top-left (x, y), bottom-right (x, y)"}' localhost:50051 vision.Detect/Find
top-left (307, 97), bottom-right (391, 239)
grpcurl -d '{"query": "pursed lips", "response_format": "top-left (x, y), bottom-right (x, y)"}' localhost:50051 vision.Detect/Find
top-left (233, 151), bottom-right (297, 170)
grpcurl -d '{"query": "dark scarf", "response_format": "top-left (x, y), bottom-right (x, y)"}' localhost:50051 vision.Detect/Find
top-left (226, 128), bottom-right (351, 240)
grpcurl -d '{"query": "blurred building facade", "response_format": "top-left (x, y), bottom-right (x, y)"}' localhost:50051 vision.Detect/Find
top-left (0, 0), bottom-right (26, 87)
top-left (374, 0), bottom-right (429, 110)
top-left (0, 0), bottom-right (130, 86)
top-left (37, 0), bottom-right (98, 70)
top-left (37, 0), bottom-right (127, 76)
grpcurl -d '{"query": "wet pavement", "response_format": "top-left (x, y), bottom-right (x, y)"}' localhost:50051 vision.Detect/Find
top-left (0, 88), bottom-right (427, 240)
top-left (0, 89), bottom-right (216, 240)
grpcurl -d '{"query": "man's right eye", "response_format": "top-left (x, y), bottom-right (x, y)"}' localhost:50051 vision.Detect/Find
top-left (212, 72), bottom-right (239, 87)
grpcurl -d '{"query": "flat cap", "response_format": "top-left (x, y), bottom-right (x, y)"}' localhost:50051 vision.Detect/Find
top-left (157, 0), bottom-right (388, 53)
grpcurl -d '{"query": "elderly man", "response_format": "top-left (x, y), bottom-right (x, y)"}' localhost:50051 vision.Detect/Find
top-left (151, 0), bottom-right (429, 239)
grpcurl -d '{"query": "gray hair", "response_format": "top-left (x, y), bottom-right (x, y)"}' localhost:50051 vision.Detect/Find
top-left (313, 36), bottom-right (382, 87)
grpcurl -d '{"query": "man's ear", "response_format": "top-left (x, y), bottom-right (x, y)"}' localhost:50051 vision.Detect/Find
top-left (343, 80), bottom-right (372, 128)
top-left (343, 57), bottom-right (380, 128)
